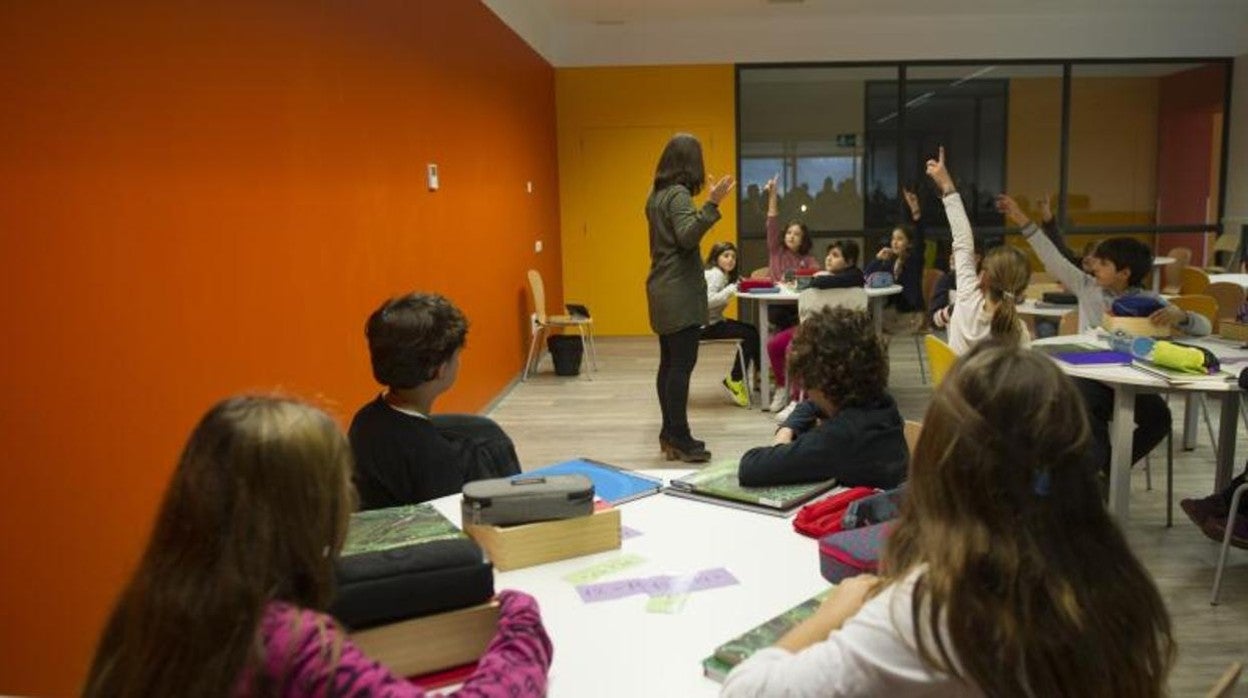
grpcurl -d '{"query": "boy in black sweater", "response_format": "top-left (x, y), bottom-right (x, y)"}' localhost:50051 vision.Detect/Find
top-left (738, 307), bottom-right (908, 489)
top-left (348, 293), bottom-right (521, 509)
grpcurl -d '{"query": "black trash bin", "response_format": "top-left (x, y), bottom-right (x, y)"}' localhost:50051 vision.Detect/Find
top-left (547, 335), bottom-right (584, 376)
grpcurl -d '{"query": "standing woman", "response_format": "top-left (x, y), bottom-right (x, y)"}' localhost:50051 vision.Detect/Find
top-left (646, 133), bottom-right (735, 463)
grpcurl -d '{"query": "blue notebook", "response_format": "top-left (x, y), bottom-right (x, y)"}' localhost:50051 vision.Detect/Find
top-left (514, 459), bottom-right (662, 505)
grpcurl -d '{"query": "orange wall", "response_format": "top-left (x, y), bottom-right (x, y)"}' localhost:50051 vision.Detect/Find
top-left (0, 2), bottom-right (559, 694)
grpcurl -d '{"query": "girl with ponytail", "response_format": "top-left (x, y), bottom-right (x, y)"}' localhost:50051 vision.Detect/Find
top-left (925, 147), bottom-right (1031, 354)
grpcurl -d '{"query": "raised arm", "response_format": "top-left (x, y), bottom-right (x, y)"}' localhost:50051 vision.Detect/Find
top-left (765, 174), bottom-right (784, 256)
top-left (997, 194), bottom-right (1091, 294)
top-left (666, 181), bottom-right (730, 251)
top-left (925, 147), bottom-right (976, 304)
top-left (1037, 193), bottom-right (1082, 267)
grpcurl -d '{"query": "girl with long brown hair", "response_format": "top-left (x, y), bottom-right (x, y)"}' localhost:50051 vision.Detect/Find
top-left (926, 146), bottom-right (1031, 354)
top-left (722, 343), bottom-right (1174, 697)
top-left (85, 396), bottom-right (552, 697)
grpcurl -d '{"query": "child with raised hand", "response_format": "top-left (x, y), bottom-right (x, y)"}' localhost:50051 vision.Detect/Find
top-left (763, 174), bottom-right (819, 334)
top-left (85, 396), bottom-right (552, 698)
top-left (925, 147), bottom-right (1031, 353)
top-left (700, 241), bottom-right (760, 407)
top-left (1000, 194), bottom-right (1210, 477)
top-left (349, 293), bottom-right (522, 509)
top-left (739, 307), bottom-right (907, 489)
top-left (723, 343), bottom-right (1174, 697)
top-left (863, 224), bottom-right (925, 334)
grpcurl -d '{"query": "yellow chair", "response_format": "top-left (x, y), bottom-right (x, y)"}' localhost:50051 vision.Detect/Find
top-left (1205, 660), bottom-right (1243, 696)
top-left (1170, 294), bottom-right (1218, 328)
top-left (1162, 246), bottom-right (1191, 294)
top-left (1205, 281), bottom-right (1245, 332)
top-left (1179, 266), bottom-right (1210, 295)
top-left (523, 269), bottom-right (597, 381)
top-left (924, 334), bottom-right (956, 386)
top-left (903, 419), bottom-right (923, 456)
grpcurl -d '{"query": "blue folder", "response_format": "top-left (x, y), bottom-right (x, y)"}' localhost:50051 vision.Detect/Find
top-left (513, 458), bottom-right (662, 505)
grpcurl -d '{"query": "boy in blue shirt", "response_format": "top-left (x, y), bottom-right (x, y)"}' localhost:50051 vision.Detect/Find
top-left (999, 194), bottom-right (1211, 477)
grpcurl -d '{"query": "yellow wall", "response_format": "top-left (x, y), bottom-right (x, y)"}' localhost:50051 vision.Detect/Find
top-left (556, 65), bottom-right (737, 335)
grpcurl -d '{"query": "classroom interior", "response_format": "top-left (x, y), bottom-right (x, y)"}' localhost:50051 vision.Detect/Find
top-left (2, 1), bottom-right (1247, 695)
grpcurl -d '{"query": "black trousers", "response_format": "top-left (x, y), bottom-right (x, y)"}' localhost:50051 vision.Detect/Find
top-left (432, 414), bottom-right (522, 482)
top-left (699, 319), bottom-right (760, 381)
top-left (657, 325), bottom-right (702, 440)
top-left (1073, 378), bottom-right (1171, 477)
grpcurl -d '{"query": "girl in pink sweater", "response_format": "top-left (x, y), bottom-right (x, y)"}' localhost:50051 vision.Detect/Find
top-left (85, 396), bottom-right (552, 698)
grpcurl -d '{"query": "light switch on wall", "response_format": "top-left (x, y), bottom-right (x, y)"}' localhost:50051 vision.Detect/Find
top-left (427, 163), bottom-right (439, 191)
top-left (535, 240), bottom-right (543, 253)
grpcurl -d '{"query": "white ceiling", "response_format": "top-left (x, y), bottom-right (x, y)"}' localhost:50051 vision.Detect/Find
top-left (482, 0), bottom-right (1248, 67)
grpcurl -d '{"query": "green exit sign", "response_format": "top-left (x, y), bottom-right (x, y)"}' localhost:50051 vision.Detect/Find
top-left (835, 133), bottom-right (858, 148)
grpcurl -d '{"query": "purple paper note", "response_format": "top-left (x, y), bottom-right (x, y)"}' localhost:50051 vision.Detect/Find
top-left (621, 525), bottom-right (642, 539)
top-left (575, 567), bottom-right (739, 603)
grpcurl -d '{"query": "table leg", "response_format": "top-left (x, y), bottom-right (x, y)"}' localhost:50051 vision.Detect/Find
top-left (870, 295), bottom-right (884, 335)
top-left (1216, 393), bottom-right (1238, 491)
top-left (1183, 394), bottom-right (1198, 450)
top-left (1152, 266), bottom-right (1162, 293)
top-left (1108, 386), bottom-right (1137, 519)
top-left (757, 298), bottom-right (771, 409)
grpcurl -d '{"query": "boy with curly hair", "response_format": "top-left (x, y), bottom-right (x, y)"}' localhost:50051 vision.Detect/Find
top-left (738, 307), bottom-right (908, 489)
top-left (349, 292), bottom-right (521, 509)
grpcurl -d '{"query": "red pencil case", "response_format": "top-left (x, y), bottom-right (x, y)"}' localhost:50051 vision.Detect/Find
top-left (793, 487), bottom-right (878, 538)
top-left (738, 278), bottom-right (776, 291)
top-left (818, 521), bottom-right (894, 583)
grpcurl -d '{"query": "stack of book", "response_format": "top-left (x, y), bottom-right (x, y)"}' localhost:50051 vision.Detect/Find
top-left (664, 460), bottom-right (838, 517)
top-left (702, 590), bottom-right (831, 682)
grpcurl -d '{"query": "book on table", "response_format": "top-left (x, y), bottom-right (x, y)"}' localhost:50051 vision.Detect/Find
top-left (1129, 359), bottom-right (1237, 384)
top-left (340, 502), bottom-right (468, 556)
top-left (514, 458), bottom-right (663, 505)
top-left (664, 459), bottom-right (838, 517)
top-left (1035, 342), bottom-right (1133, 366)
top-left (702, 590), bottom-right (832, 683)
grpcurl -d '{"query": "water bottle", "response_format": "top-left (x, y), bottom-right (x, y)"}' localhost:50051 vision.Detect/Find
top-left (1107, 330), bottom-right (1155, 361)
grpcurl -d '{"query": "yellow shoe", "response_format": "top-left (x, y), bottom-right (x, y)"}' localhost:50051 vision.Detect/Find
top-left (722, 377), bottom-right (749, 408)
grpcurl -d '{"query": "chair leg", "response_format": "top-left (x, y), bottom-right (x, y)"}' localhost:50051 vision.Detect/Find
top-left (1240, 394), bottom-right (1248, 433)
top-left (1144, 455), bottom-right (1152, 491)
top-left (1211, 482), bottom-right (1248, 605)
top-left (522, 325), bottom-right (544, 381)
top-left (577, 325), bottom-right (593, 381)
top-left (1199, 395), bottom-right (1219, 463)
top-left (914, 335), bottom-right (927, 385)
top-left (586, 325), bottom-right (599, 371)
top-left (1166, 427), bottom-right (1173, 528)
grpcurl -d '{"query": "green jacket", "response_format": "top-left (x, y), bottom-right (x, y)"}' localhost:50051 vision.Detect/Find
top-left (645, 184), bottom-right (722, 335)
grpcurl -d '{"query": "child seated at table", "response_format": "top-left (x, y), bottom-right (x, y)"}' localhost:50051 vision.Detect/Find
top-left (739, 307), bottom-right (907, 489)
top-left (999, 194), bottom-right (1210, 478)
top-left (349, 292), bottom-right (522, 509)
top-left (85, 396), bottom-right (553, 698)
top-left (722, 343), bottom-right (1174, 697)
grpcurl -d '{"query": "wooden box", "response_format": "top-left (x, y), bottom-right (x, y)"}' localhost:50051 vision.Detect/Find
top-left (350, 600), bottom-right (500, 677)
top-left (1220, 320), bottom-right (1248, 341)
top-left (464, 507), bottom-right (621, 571)
top-left (1102, 316), bottom-right (1172, 338)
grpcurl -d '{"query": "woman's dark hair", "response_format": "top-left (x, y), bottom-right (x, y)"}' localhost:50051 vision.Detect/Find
top-left (829, 240), bottom-right (860, 267)
top-left (652, 133), bottom-right (706, 196)
top-left (787, 307), bottom-right (887, 408)
top-left (785, 220), bottom-right (813, 256)
top-left (705, 241), bottom-right (739, 283)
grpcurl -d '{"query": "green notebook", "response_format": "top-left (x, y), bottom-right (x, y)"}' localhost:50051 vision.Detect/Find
top-left (702, 590), bottom-right (831, 683)
top-left (664, 459), bottom-right (838, 517)
top-left (340, 503), bottom-right (466, 557)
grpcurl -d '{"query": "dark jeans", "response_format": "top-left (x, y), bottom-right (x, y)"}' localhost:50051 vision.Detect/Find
top-left (1073, 378), bottom-right (1171, 477)
top-left (657, 325), bottom-right (701, 440)
top-left (432, 414), bottom-right (522, 482)
top-left (767, 305), bottom-right (798, 332)
top-left (699, 319), bottom-right (760, 381)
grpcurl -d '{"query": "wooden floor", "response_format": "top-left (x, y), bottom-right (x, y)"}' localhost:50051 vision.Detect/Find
top-left (490, 336), bottom-right (1248, 696)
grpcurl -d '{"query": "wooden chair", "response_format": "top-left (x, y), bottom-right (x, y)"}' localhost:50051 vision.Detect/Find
top-left (923, 334), bottom-right (956, 386)
top-left (1162, 246), bottom-right (1191, 294)
top-left (523, 269), bottom-right (597, 381)
top-left (1179, 266), bottom-right (1211, 296)
top-left (1205, 660), bottom-right (1243, 696)
top-left (1057, 310), bottom-right (1080, 335)
top-left (903, 420), bottom-right (923, 456)
top-left (797, 287), bottom-right (867, 322)
top-left (1205, 281), bottom-right (1245, 332)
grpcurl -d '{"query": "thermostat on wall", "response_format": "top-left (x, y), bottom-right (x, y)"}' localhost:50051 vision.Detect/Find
top-left (427, 163), bottom-right (439, 191)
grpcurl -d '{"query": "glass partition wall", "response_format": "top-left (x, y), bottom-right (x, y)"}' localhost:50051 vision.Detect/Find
top-left (736, 60), bottom-right (1232, 274)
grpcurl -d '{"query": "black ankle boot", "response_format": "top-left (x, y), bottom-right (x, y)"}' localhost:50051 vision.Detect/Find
top-left (661, 434), bottom-right (711, 463)
top-left (659, 432), bottom-right (705, 459)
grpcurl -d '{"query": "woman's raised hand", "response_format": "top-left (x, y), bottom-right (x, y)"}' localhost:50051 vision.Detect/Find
top-left (708, 174), bottom-right (736, 205)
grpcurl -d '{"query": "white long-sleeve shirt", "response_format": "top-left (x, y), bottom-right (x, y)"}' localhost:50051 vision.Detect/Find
top-left (943, 192), bottom-right (1031, 354)
top-left (720, 570), bottom-right (978, 698)
top-left (705, 267), bottom-right (737, 325)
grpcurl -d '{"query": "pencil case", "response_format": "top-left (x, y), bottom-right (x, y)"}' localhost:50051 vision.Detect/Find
top-left (818, 521), bottom-right (894, 583)
top-left (461, 474), bottom-right (594, 526)
top-left (841, 485), bottom-right (905, 530)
